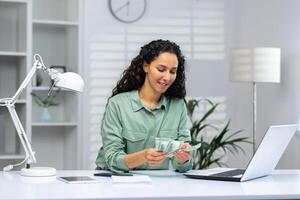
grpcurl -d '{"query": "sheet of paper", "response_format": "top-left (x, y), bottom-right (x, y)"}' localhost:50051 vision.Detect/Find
top-left (111, 175), bottom-right (151, 183)
top-left (131, 170), bottom-right (182, 177)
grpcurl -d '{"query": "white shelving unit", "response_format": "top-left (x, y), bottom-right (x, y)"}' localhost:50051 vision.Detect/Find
top-left (0, 0), bottom-right (28, 163)
top-left (0, 0), bottom-right (81, 170)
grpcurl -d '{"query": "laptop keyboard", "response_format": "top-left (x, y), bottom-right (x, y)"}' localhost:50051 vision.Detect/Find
top-left (212, 169), bottom-right (245, 177)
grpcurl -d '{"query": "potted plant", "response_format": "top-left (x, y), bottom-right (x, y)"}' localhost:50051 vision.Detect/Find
top-left (185, 98), bottom-right (251, 169)
top-left (31, 91), bottom-right (59, 122)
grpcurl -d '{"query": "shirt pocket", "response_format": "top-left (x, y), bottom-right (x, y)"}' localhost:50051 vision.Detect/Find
top-left (159, 129), bottom-right (178, 140)
top-left (123, 130), bottom-right (146, 153)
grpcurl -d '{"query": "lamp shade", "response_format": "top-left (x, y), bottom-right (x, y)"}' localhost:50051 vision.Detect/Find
top-left (230, 48), bottom-right (281, 83)
top-left (55, 72), bottom-right (84, 92)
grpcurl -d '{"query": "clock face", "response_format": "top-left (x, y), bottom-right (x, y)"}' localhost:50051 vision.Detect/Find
top-left (109, 0), bottom-right (147, 23)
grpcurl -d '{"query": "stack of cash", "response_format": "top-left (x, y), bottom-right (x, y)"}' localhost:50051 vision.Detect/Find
top-left (155, 138), bottom-right (203, 157)
top-left (155, 138), bottom-right (183, 157)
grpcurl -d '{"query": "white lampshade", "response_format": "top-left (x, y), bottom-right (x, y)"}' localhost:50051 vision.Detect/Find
top-left (55, 72), bottom-right (84, 92)
top-left (230, 48), bottom-right (281, 83)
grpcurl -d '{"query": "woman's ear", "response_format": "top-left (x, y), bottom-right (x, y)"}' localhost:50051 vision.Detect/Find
top-left (143, 63), bottom-right (149, 74)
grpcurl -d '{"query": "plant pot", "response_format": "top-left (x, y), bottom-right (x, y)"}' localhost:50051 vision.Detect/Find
top-left (39, 107), bottom-right (52, 122)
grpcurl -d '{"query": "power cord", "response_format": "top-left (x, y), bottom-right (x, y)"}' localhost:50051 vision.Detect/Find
top-left (3, 157), bottom-right (28, 172)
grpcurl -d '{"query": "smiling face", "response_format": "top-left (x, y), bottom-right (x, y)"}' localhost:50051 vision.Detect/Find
top-left (143, 52), bottom-right (178, 95)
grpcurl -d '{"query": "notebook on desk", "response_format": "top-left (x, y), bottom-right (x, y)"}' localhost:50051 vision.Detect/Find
top-left (184, 124), bottom-right (298, 182)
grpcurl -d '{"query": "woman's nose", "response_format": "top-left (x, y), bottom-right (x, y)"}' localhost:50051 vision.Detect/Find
top-left (163, 72), bottom-right (172, 82)
top-left (162, 72), bottom-right (171, 81)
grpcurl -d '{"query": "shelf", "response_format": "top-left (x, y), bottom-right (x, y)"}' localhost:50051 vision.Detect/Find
top-left (32, 122), bottom-right (78, 127)
top-left (31, 87), bottom-right (70, 92)
top-left (0, 155), bottom-right (25, 160)
top-left (0, 1), bottom-right (27, 3)
top-left (0, 51), bottom-right (26, 57)
top-left (32, 86), bottom-right (52, 91)
top-left (16, 99), bottom-right (26, 104)
top-left (0, 99), bottom-right (25, 104)
top-left (33, 19), bottom-right (78, 27)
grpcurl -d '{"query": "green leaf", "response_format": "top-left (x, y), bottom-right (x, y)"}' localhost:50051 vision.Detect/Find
top-left (185, 98), bottom-right (250, 169)
top-left (31, 91), bottom-right (60, 108)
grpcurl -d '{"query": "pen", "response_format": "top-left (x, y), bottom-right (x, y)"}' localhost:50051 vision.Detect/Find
top-left (94, 172), bottom-right (133, 177)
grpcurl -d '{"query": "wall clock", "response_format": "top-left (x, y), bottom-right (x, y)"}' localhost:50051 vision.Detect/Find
top-left (108, 0), bottom-right (147, 23)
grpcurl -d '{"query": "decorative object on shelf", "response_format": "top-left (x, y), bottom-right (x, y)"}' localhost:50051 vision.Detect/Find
top-left (109, 0), bottom-right (147, 23)
top-left (31, 92), bottom-right (59, 107)
top-left (31, 91), bottom-right (60, 122)
top-left (35, 70), bottom-right (43, 87)
top-left (185, 98), bottom-right (250, 169)
top-left (39, 107), bottom-right (52, 122)
top-left (0, 54), bottom-right (84, 177)
top-left (230, 48), bottom-right (281, 155)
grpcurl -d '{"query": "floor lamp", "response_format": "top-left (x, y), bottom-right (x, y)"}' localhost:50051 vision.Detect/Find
top-left (229, 48), bottom-right (281, 155)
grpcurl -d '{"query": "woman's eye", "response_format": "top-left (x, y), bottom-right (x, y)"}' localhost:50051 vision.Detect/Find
top-left (170, 70), bottom-right (177, 74)
top-left (157, 68), bottom-right (164, 72)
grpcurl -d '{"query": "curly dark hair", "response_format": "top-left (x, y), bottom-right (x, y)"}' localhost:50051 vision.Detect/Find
top-left (111, 39), bottom-right (186, 98)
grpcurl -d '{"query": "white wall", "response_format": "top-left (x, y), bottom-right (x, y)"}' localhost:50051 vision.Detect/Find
top-left (81, 0), bottom-right (300, 169)
top-left (81, 0), bottom-right (244, 169)
top-left (228, 0), bottom-right (300, 168)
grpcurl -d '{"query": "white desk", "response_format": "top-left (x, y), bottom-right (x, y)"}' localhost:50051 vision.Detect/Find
top-left (1, 170), bottom-right (300, 200)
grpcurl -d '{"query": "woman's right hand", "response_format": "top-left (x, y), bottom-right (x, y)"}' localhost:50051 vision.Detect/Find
top-left (144, 148), bottom-right (166, 166)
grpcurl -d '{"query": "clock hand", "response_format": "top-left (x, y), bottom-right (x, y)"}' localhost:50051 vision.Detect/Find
top-left (127, 1), bottom-right (130, 16)
top-left (114, 1), bottom-right (130, 14)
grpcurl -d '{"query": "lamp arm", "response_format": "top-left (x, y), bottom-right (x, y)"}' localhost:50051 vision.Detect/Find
top-left (6, 103), bottom-right (36, 164)
top-left (3, 54), bottom-right (58, 165)
top-left (10, 60), bottom-right (41, 104)
top-left (5, 55), bottom-right (46, 165)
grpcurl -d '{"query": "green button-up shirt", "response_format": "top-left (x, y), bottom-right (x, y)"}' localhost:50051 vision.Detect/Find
top-left (95, 90), bottom-right (192, 172)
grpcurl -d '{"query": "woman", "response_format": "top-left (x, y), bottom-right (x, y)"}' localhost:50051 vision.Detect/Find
top-left (95, 39), bottom-right (192, 172)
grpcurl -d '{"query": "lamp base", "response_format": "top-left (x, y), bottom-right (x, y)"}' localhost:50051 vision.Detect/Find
top-left (20, 167), bottom-right (56, 177)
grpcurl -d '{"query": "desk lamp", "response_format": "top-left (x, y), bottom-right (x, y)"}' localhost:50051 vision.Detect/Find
top-left (0, 54), bottom-right (84, 177)
top-left (230, 48), bottom-right (280, 155)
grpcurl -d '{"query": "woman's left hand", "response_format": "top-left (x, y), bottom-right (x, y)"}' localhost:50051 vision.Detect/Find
top-left (173, 143), bottom-right (192, 164)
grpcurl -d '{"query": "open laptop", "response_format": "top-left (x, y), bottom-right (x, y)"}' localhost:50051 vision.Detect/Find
top-left (184, 124), bottom-right (298, 182)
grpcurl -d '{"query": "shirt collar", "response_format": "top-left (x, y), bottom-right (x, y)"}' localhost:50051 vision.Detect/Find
top-left (131, 90), bottom-right (143, 112)
top-left (130, 90), bottom-right (167, 112)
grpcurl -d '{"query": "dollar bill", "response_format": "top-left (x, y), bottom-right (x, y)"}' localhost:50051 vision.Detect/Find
top-left (155, 138), bottom-right (170, 152)
top-left (165, 143), bottom-right (202, 157)
top-left (155, 138), bottom-right (202, 158)
top-left (183, 143), bottom-right (202, 152)
top-left (155, 137), bottom-right (183, 157)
